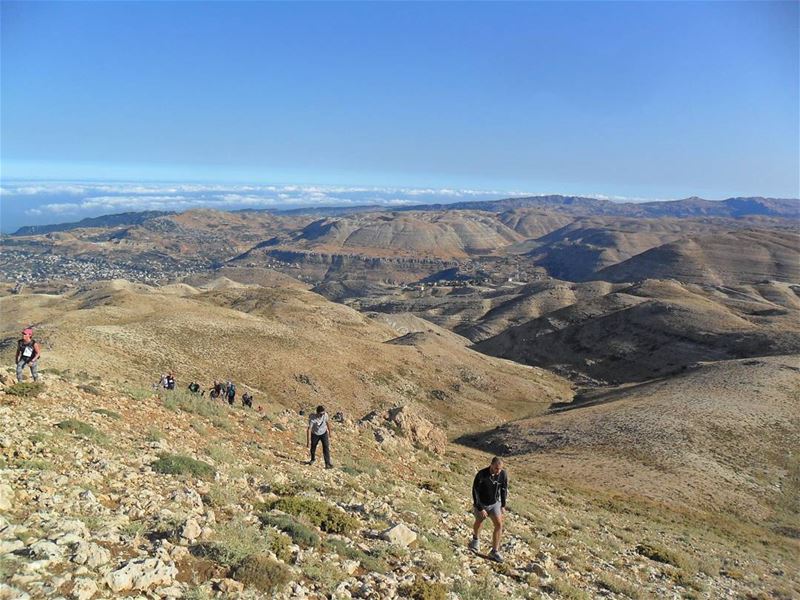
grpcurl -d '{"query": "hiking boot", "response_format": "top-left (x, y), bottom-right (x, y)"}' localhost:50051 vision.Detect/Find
top-left (488, 549), bottom-right (504, 563)
top-left (325, 463), bottom-right (334, 469)
top-left (468, 538), bottom-right (479, 553)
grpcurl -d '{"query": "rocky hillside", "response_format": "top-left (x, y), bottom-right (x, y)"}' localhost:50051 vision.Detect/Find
top-left (597, 229), bottom-right (800, 285)
top-left (2, 375), bottom-right (797, 599)
top-left (458, 355), bottom-right (800, 522)
top-left (475, 279), bottom-right (800, 384)
top-left (0, 279), bottom-right (570, 435)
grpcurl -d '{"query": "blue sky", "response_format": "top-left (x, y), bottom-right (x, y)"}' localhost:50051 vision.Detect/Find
top-left (1, 1), bottom-right (798, 230)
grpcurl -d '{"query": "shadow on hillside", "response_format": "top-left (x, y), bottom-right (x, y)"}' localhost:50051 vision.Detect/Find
top-left (454, 427), bottom-right (567, 457)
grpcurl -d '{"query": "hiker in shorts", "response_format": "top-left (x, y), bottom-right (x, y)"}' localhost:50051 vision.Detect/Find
top-left (469, 456), bottom-right (508, 563)
top-left (306, 405), bottom-right (333, 468)
top-left (15, 328), bottom-right (41, 382)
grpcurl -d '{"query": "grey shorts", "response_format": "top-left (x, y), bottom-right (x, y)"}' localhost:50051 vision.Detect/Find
top-left (473, 502), bottom-right (502, 520)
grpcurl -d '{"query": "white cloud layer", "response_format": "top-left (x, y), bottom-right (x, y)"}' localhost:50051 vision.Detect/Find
top-left (6, 181), bottom-right (539, 221)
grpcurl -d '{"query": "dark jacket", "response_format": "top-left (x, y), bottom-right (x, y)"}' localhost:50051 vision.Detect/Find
top-left (472, 467), bottom-right (508, 508)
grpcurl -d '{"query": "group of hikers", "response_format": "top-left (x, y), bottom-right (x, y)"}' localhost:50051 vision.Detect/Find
top-left (12, 327), bottom-right (510, 563)
top-left (156, 374), bottom-right (253, 408)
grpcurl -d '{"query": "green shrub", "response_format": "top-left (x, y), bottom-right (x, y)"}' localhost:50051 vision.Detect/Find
top-left (151, 453), bottom-right (215, 479)
top-left (260, 513), bottom-right (320, 547)
top-left (231, 554), bottom-right (291, 593)
top-left (635, 543), bottom-right (693, 570)
top-left (163, 390), bottom-right (227, 418)
top-left (78, 384), bottom-right (102, 396)
top-left (448, 460), bottom-right (469, 475)
top-left (267, 496), bottom-right (358, 535)
top-left (400, 579), bottom-right (447, 600)
top-left (190, 421), bottom-right (208, 435)
top-left (119, 520), bottom-right (146, 539)
top-left (211, 417), bottom-right (232, 430)
top-left (145, 427), bottom-right (165, 442)
top-left (204, 444), bottom-right (235, 464)
top-left (183, 587), bottom-right (213, 600)
top-left (301, 554), bottom-right (347, 594)
top-left (55, 419), bottom-right (107, 442)
top-left (417, 534), bottom-right (459, 576)
top-left (323, 538), bottom-right (388, 574)
top-left (419, 480), bottom-right (442, 493)
top-left (28, 432), bottom-right (48, 444)
top-left (6, 382), bottom-right (44, 398)
top-left (17, 459), bottom-right (51, 471)
top-left (543, 578), bottom-right (591, 600)
top-left (203, 483), bottom-right (238, 508)
top-left (92, 408), bottom-right (121, 419)
top-left (205, 518), bottom-right (273, 567)
top-left (125, 386), bottom-right (153, 401)
top-left (452, 576), bottom-right (503, 600)
top-left (268, 531), bottom-right (293, 563)
top-left (597, 572), bottom-right (642, 599)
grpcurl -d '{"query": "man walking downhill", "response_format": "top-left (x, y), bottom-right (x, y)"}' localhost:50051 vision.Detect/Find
top-left (469, 456), bottom-right (508, 562)
top-left (306, 405), bottom-right (333, 469)
top-left (15, 328), bottom-right (41, 383)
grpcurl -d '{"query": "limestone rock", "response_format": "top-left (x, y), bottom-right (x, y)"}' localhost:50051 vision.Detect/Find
top-left (381, 524), bottom-right (417, 547)
top-left (71, 578), bottom-right (98, 600)
top-left (72, 541), bottom-right (110, 568)
top-left (0, 539), bottom-right (25, 555)
top-left (0, 484), bottom-right (14, 511)
top-left (105, 558), bottom-right (177, 592)
top-left (180, 517), bottom-right (202, 542)
top-left (385, 405), bottom-right (447, 455)
top-left (29, 540), bottom-right (63, 560)
top-left (213, 578), bottom-right (244, 594)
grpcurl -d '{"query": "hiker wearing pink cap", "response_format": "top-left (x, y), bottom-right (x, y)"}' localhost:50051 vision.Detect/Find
top-left (15, 328), bottom-right (41, 383)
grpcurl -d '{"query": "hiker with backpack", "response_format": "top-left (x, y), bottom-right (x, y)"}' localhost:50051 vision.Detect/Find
top-left (469, 456), bottom-right (508, 563)
top-left (226, 381), bottom-right (236, 405)
top-left (242, 392), bottom-right (253, 408)
top-left (306, 405), bottom-right (334, 469)
top-left (15, 327), bottom-right (41, 383)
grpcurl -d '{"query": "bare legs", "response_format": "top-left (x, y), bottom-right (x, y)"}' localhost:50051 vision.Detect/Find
top-left (472, 511), bottom-right (503, 551)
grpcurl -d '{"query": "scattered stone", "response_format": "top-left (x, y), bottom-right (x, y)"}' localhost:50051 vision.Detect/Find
top-left (385, 405), bottom-right (447, 455)
top-left (381, 524), bottom-right (417, 547)
top-left (71, 542), bottom-right (110, 568)
top-left (28, 540), bottom-right (63, 561)
top-left (0, 484), bottom-right (15, 511)
top-left (0, 539), bottom-right (25, 555)
top-left (180, 517), bottom-right (202, 542)
top-left (105, 558), bottom-right (178, 592)
top-left (71, 578), bottom-right (98, 600)
top-left (213, 578), bottom-right (244, 594)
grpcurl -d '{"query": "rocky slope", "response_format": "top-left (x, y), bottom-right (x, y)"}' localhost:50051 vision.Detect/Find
top-left (2, 376), bottom-right (797, 599)
top-left (458, 355), bottom-right (800, 522)
top-left (597, 229), bottom-right (800, 285)
top-left (0, 279), bottom-right (570, 434)
top-left (475, 279), bottom-right (800, 384)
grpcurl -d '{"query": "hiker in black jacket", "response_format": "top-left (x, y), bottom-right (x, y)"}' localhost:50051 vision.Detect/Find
top-left (469, 456), bottom-right (508, 562)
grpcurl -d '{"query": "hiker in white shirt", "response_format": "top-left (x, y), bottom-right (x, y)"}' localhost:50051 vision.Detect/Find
top-left (306, 405), bottom-right (334, 469)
